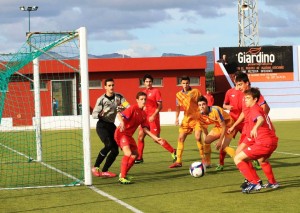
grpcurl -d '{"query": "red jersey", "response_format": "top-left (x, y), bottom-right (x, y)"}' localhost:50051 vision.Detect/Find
top-left (241, 93), bottom-right (267, 141)
top-left (204, 94), bottom-right (214, 107)
top-left (223, 88), bottom-right (243, 121)
top-left (247, 104), bottom-right (278, 145)
top-left (117, 104), bottom-right (149, 136)
top-left (143, 87), bottom-right (162, 115)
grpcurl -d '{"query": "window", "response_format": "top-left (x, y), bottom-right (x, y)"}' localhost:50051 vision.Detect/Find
top-left (89, 80), bottom-right (102, 89)
top-left (139, 78), bottom-right (163, 87)
top-left (30, 81), bottom-right (47, 90)
top-left (177, 76), bottom-right (200, 85)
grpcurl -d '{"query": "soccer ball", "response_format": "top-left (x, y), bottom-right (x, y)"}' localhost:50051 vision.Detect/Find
top-left (189, 161), bottom-right (206, 177)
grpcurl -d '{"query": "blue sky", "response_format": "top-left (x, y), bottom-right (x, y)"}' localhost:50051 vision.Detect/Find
top-left (1, 0), bottom-right (300, 57)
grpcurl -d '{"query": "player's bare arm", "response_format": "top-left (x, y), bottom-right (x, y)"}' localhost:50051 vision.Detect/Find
top-left (261, 102), bottom-right (270, 114)
top-left (228, 112), bottom-right (245, 133)
top-left (175, 105), bottom-right (180, 125)
top-left (143, 127), bottom-right (160, 142)
top-left (250, 116), bottom-right (264, 138)
top-left (223, 103), bottom-right (233, 111)
top-left (149, 101), bottom-right (162, 122)
top-left (116, 113), bottom-right (125, 132)
top-left (216, 121), bottom-right (226, 150)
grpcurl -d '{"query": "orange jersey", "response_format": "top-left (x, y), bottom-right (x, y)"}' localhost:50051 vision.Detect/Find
top-left (201, 106), bottom-right (234, 128)
top-left (176, 88), bottom-right (202, 120)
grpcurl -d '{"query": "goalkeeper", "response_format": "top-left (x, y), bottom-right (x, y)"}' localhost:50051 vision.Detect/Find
top-left (91, 78), bottom-right (129, 178)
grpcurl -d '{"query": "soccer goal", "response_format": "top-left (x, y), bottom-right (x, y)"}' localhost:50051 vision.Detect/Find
top-left (0, 27), bottom-right (91, 189)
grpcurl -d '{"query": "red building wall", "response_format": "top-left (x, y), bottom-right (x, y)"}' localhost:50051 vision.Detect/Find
top-left (88, 56), bottom-right (207, 111)
top-left (3, 56), bottom-right (207, 125)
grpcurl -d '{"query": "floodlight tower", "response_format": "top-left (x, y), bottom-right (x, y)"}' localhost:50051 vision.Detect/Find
top-left (20, 6), bottom-right (39, 33)
top-left (238, 0), bottom-right (259, 46)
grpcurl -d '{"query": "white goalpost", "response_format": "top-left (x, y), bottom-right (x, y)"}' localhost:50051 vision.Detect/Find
top-left (0, 27), bottom-right (92, 189)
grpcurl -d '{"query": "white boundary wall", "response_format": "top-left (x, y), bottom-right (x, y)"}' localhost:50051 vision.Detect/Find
top-left (1, 110), bottom-right (299, 131)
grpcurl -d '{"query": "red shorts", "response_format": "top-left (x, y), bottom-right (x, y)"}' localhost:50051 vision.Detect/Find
top-left (238, 133), bottom-right (248, 145)
top-left (243, 141), bottom-right (278, 160)
top-left (114, 131), bottom-right (138, 151)
top-left (233, 123), bottom-right (244, 138)
top-left (139, 116), bottom-right (160, 135)
top-left (240, 136), bottom-right (255, 147)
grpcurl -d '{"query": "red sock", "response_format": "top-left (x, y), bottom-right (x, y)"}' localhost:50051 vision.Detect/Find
top-left (137, 140), bottom-right (144, 160)
top-left (237, 161), bottom-right (256, 183)
top-left (219, 150), bottom-right (226, 165)
top-left (126, 156), bottom-right (136, 174)
top-left (161, 139), bottom-right (175, 153)
top-left (261, 162), bottom-right (277, 184)
top-left (247, 161), bottom-right (261, 183)
top-left (120, 155), bottom-right (130, 178)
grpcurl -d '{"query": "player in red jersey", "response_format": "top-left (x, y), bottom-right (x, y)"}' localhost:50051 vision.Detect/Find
top-left (135, 74), bottom-right (176, 164)
top-left (115, 91), bottom-right (165, 184)
top-left (234, 88), bottom-right (279, 193)
top-left (204, 89), bottom-right (214, 107)
top-left (221, 72), bottom-right (244, 171)
top-left (228, 72), bottom-right (270, 187)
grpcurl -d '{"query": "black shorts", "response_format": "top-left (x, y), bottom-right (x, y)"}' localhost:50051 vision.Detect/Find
top-left (96, 120), bottom-right (116, 145)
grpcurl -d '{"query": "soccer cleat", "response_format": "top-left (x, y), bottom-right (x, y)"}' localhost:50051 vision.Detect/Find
top-left (242, 183), bottom-right (262, 194)
top-left (253, 160), bottom-right (261, 170)
top-left (205, 164), bottom-right (212, 169)
top-left (134, 158), bottom-right (144, 164)
top-left (215, 165), bottom-right (224, 171)
top-left (100, 171), bottom-right (117, 178)
top-left (262, 182), bottom-right (279, 189)
top-left (169, 162), bottom-right (182, 168)
top-left (119, 173), bottom-right (134, 180)
top-left (92, 167), bottom-right (101, 177)
top-left (240, 180), bottom-right (262, 189)
top-left (240, 179), bottom-right (250, 189)
top-left (119, 177), bottom-right (131, 184)
top-left (171, 150), bottom-right (177, 162)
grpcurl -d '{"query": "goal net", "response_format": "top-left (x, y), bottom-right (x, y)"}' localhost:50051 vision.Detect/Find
top-left (0, 27), bottom-right (91, 189)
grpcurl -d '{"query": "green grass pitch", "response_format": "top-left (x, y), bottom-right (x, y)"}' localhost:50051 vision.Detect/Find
top-left (1, 121), bottom-right (300, 212)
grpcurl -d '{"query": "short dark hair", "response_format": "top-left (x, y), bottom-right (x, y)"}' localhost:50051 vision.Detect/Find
top-left (197, 95), bottom-right (208, 104)
top-left (136, 91), bottom-right (147, 99)
top-left (244, 87), bottom-right (261, 101)
top-left (235, 72), bottom-right (250, 84)
top-left (143, 74), bottom-right (153, 82)
top-left (181, 76), bottom-right (190, 82)
top-left (105, 78), bottom-right (114, 86)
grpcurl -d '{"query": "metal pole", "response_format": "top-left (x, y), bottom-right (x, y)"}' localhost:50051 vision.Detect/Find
top-left (28, 10), bottom-right (31, 32)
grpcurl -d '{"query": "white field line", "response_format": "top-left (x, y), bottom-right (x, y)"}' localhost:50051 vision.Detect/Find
top-left (273, 151), bottom-right (300, 156)
top-left (0, 142), bottom-right (143, 212)
top-left (0, 142), bottom-right (82, 184)
top-left (89, 186), bottom-right (143, 213)
top-left (231, 144), bottom-right (300, 156)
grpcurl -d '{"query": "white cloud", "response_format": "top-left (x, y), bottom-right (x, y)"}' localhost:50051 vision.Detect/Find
top-left (117, 43), bottom-right (156, 57)
top-left (1, 0), bottom-right (300, 56)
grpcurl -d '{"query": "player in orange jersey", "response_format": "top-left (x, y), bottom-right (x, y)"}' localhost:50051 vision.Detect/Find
top-left (169, 76), bottom-right (211, 168)
top-left (198, 96), bottom-right (236, 171)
